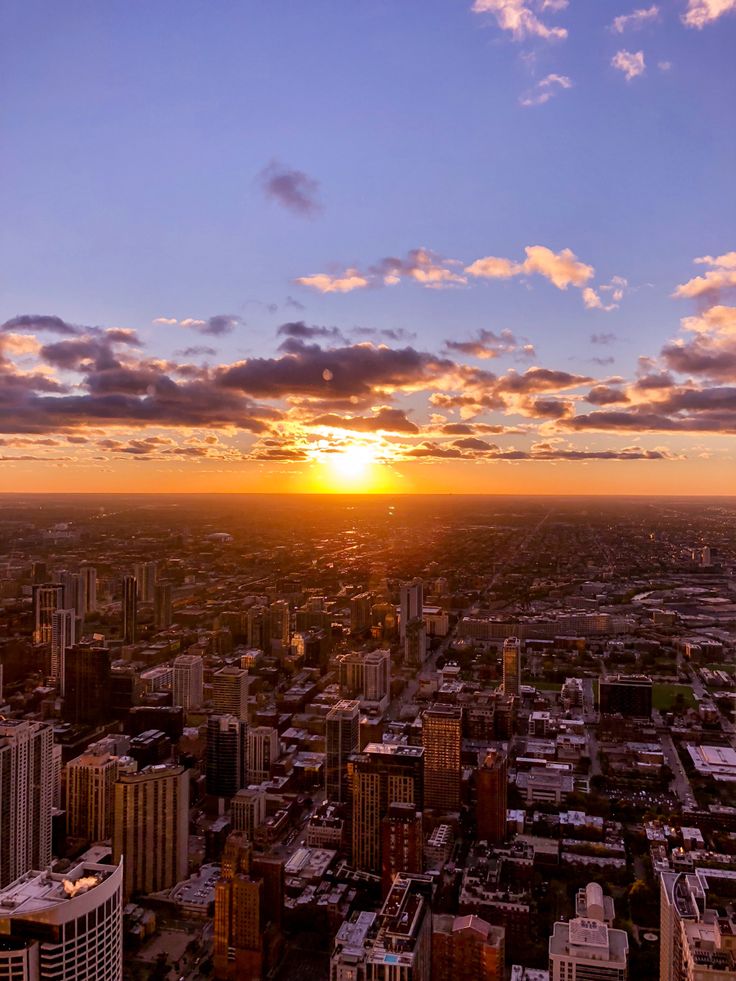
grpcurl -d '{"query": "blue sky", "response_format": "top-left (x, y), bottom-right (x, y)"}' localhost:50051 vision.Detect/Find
top-left (0, 0), bottom-right (735, 492)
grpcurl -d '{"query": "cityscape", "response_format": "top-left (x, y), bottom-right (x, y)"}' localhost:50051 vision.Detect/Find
top-left (0, 494), bottom-right (734, 980)
top-left (1, 1), bottom-right (735, 979)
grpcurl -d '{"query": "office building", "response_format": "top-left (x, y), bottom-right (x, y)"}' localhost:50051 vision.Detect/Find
top-left (351, 743), bottom-right (424, 874)
top-left (502, 637), bottom-right (521, 697)
top-left (270, 599), bottom-right (290, 649)
top-left (207, 716), bottom-right (249, 799)
top-left (214, 831), bottom-right (284, 980)
top-left (599, 675), bottom-right (653, 718)
top-left (154, 580), bottom-right (172, 630)
top-left (247, 726), bottom-right (280, 784)
top-left (659, 868), bottom-right (736, 981)
top-left (50, 608), bottom-right (76, 694)
top-left (134, 561), bottom-right (157, 602)
top-left (476, 749), bottom-right (508, 844)
top-left (66, 751), bottom-right (135, 843)
top-left (0, 720), bottom-right (53, 889)
top-left (113, 763), bottom-right (189, 898)
top-left (404, 617), bottom-right (428, 668)
top-left (247, 605), bottom-right (271, 654)
top-left (231, 787), bottom-right (268, 839)
top-left (325, 699), bottom-right (361, 803)
top-left (122, 575), bottom-right (137, 645)
top-left (0, 858), bottom-right (123, 981)
top-left (432, 914), bottom-right (505, 981)
top-left (63, 645), bottom-right (111, 727)
top-left (81, 565), bottom-right (97, 613)
top-left (399, 580), bottom-right (424, 641)
top-left (212, 666), bottom-right (249, 720)
top-left (173, 653), bottom-right (204, 711)
top-left (549, 883), bottom-right (628, 981)
top-left (32, 583), bottom-right (64, 645)
top-left (422, 704), bottom-right (462, 814)
top-left (338, 648), bottom-right (391, 707)
top-left (381, 802), bottom-right (423, 896)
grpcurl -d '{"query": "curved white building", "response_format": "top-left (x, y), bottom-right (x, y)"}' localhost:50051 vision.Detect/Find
top-left (0, 858), bottom-right (123, 981)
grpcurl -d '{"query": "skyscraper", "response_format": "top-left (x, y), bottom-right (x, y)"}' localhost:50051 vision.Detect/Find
top-left (0, 720), bottom-right (53, 888)
top-left (212, 665), bottom-right (249, 720)
top-left (381, 802), bottom-right (423, 896)
top-left (64, 645), bottom-right (111, 727)
top-left (60, 570), bottom-right (86, 620)
top-left (32, 583), bottom-right (64, 645)
top-left (422, 704), bottom-right (462, 814)
top-left (549, 883), bottom-right (628, 981)
top-left (134, 560), bottom-right (157, 602)
top-left (399, 579), bottom-right (424, 642)
top-left (404, 617), bottom-right (428, 667)
top-left (325, 699), bottom-right (360, 803)
top-left (247, 605), bottom-right (271, 654)
top-left (350, 591), bottom-right (373, 634)
top-left (269, 599), bottom-right (290, 650)
top-left (154, 580), bottom-right (172, 630)
top-left (351, 743), bottom-right (424, 874)
top-left (113, 763), bottom-right (189, 899)
top-left (81, 564), bottom-right (97, 613)
top-left (122, 575), bottom-right (137, 644)
top-left (207, 716), bottom-right (249, 799)
top-left (50, 608), bottom-right (76, 694)
top-left (247, 726), bottom-right (280, 784)
top-left (502, 636), bottom-right (521, 697)
top-left (476, 749), bottom-right (508, 844)
top-left (172, 653), bottom-right (204, 711)
top-left (0, 857), bottom-right (124, 981)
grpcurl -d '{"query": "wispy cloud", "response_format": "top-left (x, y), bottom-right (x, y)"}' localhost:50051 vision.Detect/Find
top-left (471, 0), bottom-right (568, 40)
top-left (519, 73), bottom-right (573, 107)
top-left (153, 315), bottom-right (243, 335)
top-left (673, 252), bottom-right (736, 300)
top-left (610, 5), bottom-right (659, 32)
top-left (682, 0), bottom-right (736, 27)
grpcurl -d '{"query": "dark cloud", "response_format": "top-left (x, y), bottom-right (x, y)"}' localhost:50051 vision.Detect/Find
top-left (277, 321), bottom-right (346, 344)
top-left (285, 296), bottom-right (306, 311)
top-left (591, 332), bottom-right (617, 345)
top-left (174, 345), bottom-right (217, 358)
top-left (260, 161), bottom-right (322, 217)
top-left (585, 385), bottom-right (630, 405)
top-left (199, 315), bottom-right (241, 336)
top-left (445, 329), bottom-right (535, 360)
top-left (496, 368), bottom-right (592, 394)
top-left (1, 315), bottom-right (82, 336)
top-left (661, 336), bottom-right (736, 381)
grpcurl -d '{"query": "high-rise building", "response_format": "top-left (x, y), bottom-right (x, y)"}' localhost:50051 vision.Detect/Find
top-left (432, 914), bottom-right (505, 981)
top-left (247, 726), bottom-right (280, 784)
top-left (172, 653), bottom-right (204, 711)
top-left (32, 583), bottom-right (64, 645)
top-left (81, 565), bottom-right (97, 613)
top-left (269, 600), bottom-right (290, 650)
top-left (134, 561), bottom-right (157, 602)
top-left (351, 743), bottom-right (424, 874)
top-left (66, 751), bottom-right (135, 842)
top-left (350, 591), bottom-right (373, 634)
top-left (212, 666), bottom-right (249, 720)
top-left (60, 570), bottom-right (86, 620)
top-left (502, 637), bottom-right (521, 697)
top-left (325, 699), bottom-right (360, 803)
top-left (154, 580), bottom-right (172, 630)
top-left (50, 608), bottom-right (76, 694)
top-left (331, 873), bottom-right (433, 981)
top-left (64, 645), bottom-right (111, 727)
top-left (549, 883), bottom-right (628, 981)
top-left (476, 749), bottom-right (508, 844)
top-left (231, 787), bottom-right (268, 839)
top-left (122, 575), bottom-right (137, 645)
top-left (658, 868), bottom-right (736, 981)
top-left (207, 716), bottom-right (249, 799)
top-left (0, 857), bottom-right (124, 981)
top-left (338, 649), bottom-right (392, 706)
top-left (404, 617), bottom-right (428, 668)
top-left (422, 704), bottom-right (462, 814)
top-left (247, 605), bottom-right (271, 654)
top-left (0, 720), bottom-right (53, 888)
top-left (399, 580), bottom-right (424, 641)
top-left (381, 802), bottom-right (423, 896)
top-left (213, 831), bottom-right (284, 980)
top-left (113, 763), bottom-right (189, 899)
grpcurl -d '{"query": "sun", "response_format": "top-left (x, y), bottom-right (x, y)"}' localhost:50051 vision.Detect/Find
top-left (309, 439), bottom-right (391, 493)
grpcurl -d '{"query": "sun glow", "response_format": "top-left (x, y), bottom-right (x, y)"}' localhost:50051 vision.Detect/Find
top-left (309, 439), bottom-right (391, 493)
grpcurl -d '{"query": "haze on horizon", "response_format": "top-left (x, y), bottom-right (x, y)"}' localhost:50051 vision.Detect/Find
top-left (1, 1), bottom-right (735, 495)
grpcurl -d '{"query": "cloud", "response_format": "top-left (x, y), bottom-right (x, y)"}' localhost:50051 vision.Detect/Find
top-left (466, 245), bottom-right (594, 291)
top-left (674, 253), bottom-right (736, 300)
top-left (610, 5), bottom-right (659, 32)
top-left (295, 269), bottom-right (370, 294)
top-left (586, 385), bottom-right (630, 405)
top-left (682, 0), bottom-right (736, 27)
top-left (174, 345), bottom-right (218, 358)
top-left (153, 315), bottom-right (242, 335)
top-left (296, 249), bottom-right (467, 294)
top-left (445, 329), bottom-right (535, 359)
top-left (583, 288), bottom-right (618, 312)
top-left (611, 49), bottom-right (645, 80)
top-left (1, 315), bottom-right (82, 336)
top-left (591, 332), bottom-right (617, 345)
top-left (277, 321), bottom-right (346, 343)
top-left (259, 161), bottom-right (322, 217)
top-left (519, 73), bottom-right (573, 107)
top-left (307, 407), bottom-right (419, 434)
top-left (660, 305), bottom-right (736, 381)
top-left (471, 0), bottom-right (568, 40)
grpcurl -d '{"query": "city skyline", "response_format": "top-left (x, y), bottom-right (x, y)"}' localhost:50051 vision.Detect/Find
top-left (1, 1), bottom-right (734, 497)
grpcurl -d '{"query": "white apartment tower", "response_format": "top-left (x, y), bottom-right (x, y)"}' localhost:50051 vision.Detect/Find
top-left (172, 653), bottom-right (204, 711)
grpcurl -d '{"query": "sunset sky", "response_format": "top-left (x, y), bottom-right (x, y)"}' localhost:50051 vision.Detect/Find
top-left (1, 0), bottom-right (735, 494)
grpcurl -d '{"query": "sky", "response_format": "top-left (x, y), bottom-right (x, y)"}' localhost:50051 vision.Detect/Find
top-left (1, 0), bottom-right (735, 494)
